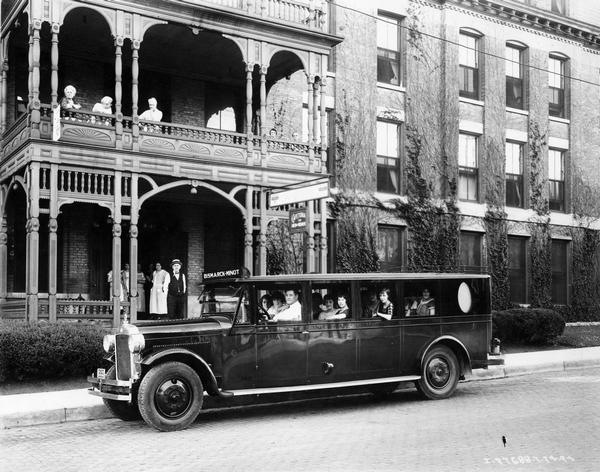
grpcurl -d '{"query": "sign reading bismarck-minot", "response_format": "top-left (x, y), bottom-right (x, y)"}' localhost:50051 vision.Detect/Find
top-left (269, 179), bottom-right (329, 208)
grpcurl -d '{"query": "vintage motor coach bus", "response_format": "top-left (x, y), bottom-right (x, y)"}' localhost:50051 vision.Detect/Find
top-left (89, 271), bottom-right (503, 431)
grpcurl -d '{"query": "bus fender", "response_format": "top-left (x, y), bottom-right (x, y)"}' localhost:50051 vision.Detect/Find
top-left (419, 336), bottom-right (472, 376)
top-left (141, 348), bottom-right (233, 398)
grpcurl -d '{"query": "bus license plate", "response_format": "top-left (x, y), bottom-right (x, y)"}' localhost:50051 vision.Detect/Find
top-left (97, 368), bottom-right (106, 380)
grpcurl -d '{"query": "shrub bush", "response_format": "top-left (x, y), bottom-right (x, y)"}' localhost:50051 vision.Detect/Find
top-left (0, 321), bottom-right (107, 383)
top-left (492, 308), bottom-right (565, 345)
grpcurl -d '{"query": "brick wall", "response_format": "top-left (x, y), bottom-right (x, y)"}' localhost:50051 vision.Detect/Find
top-left (60, 205), bottom-right (92, 295)
top-left (171, 77), bottom-right (206, 128)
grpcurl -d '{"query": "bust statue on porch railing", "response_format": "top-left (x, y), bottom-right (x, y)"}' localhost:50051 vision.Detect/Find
top-left (139, 97), bottom-right (163, 122)
top-left (60, 85), bottom-right (81, 111)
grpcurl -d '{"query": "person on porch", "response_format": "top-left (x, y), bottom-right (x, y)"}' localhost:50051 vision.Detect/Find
top-left (149, 262), bottom-right (169, 318)
top-left (167, 259), bottom-right (187, 319)
top-left (139, 97), bottom-right (163, 122)
top-left (60, 85), bottom-right (81, 111)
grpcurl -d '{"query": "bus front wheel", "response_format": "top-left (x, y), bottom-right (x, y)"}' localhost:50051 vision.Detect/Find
top-left (417, 346), bottom-right (459, 400)
top-left (137, 361), bottom-right (204, 432)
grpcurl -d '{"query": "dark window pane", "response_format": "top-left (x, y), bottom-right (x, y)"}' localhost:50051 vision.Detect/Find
top-left (459, 66), bottom-right (479, 99)
top-left (506, 76), bottom-right (524, 109)
top-left (551, 240), bottom-right (568, 304)
top-left (549, 180), bottom-right (565, 211)
top-left (508, 237), bottom-right (527, 303)
top-left (459, 167), bottom-right (478, 201)
top-left (506, 174), bottom-right (524, 208)
top-left (377, 159), bottom-right (400, 193)
top-left (460, 232), bottom-right (481, 272)
top-left (377, 226), bottom-right (402, 272)
top-left (377, 50), bottom-right (400, 85)
top-left (549, 87), bottom-right (564, 117)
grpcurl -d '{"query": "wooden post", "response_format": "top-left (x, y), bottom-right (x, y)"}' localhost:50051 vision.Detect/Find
top-left (244, 187), bottom-right (254, 275)
top-left (129, 175), bottom-right (139, 322)
top-left (258, 189), bottom-right (267, 275)
top-left (307, 75), bottom-right (315, 169)
top-left (131, 40), bottom-right (140, 150)
top-left (259, 65), bottom-right (267, 162)
top-left (0, 217), bottom-right (7, 304)
top-left (26, 163), bottom-right (41, 321)
top-left (48, 164), bottom-right (58, 320)
top-left (112, 171), bottom-right (122, 327)
top-left (320, 198), bottom-right (328, 273)
top-left (305, 202), bottom-right (315, 273)
top-left (50, 24), bottom-right (59, 108)
top-left (114, 37), bottom-right (123, 149)
top-left (320, 77), bottom-right (328, 173)
top-left (30, 21), bottom-right (41, 138)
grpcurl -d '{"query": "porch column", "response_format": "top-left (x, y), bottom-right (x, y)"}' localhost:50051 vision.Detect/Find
top-left (305, 202), bottom-right (315, 273)
top-left (259, 65), bottom-right (267, 161)
top-left (245, 62), bottom-right (254, 163)
top-left (258, 189), bottom-right (267, 275)
top-left (112, 171), bottom-right (122, 327)
top-left (29, 21), bottom-right (41, 138)
top-left (129, 175), bottom-right (139, 323)
top-left (319, 198), bottom-right (328, 273)
top-left (131, 40), bottom-right (140, 150)
top-left (1, 56), bottom-right (7, 134)
top-left (306, 75), bottom-right (315, 166)
top-left (50, 24), bottom-right (59, 108)
top-left (0, 37), bottom-right (7, 133)
top-left (312, 78), bottom-right (320, 145)
top-left (244, 187), bottom-right (254, 275)
top-left (26, 163), bottom-right (41, 321)
top-left (48, 164), bottom-right (58, 320)
top-left (0, 217), bottom-right (7, 303)
top-left (320, 77), bottom-right (328, 173)
top-left (114, 37), bottom-right (124, 149)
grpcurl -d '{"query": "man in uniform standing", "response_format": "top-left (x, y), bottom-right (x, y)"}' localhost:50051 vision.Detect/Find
top-left (167, 259), bottom-right (187, 319)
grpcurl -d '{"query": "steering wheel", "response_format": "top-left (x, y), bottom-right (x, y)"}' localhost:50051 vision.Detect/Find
top-left (257, 305), bottom-right (271, 324)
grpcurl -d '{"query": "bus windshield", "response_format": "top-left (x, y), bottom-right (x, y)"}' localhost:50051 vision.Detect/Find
top-left (197, 284), bottom-right (245, 320)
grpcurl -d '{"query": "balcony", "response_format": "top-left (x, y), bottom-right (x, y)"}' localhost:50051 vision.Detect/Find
top-left (0, 105), bottom-right (325, 181)
top-left (194, 0), bottom-right (329, 32)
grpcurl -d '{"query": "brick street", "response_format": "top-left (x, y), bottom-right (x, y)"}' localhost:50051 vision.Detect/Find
top-left (2, 368), bottom-right (599, 472)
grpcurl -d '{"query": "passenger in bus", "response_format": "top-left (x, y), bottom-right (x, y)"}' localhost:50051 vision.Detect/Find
top-left (260, 294), bottom-right (273, 314)
top-left (271, 289), bottom-right (302, 321)
top-left (269, 291), bottom-right (286, 317)
top-left (334, 294), bottom-right (350, 319)
top-left (318, 295), bottom-right (337, 320)
top-left (372, 288), bottom-right (394, 321)
top-left (405, 288), bottom-right (435, 317)
top-left (363, 291), bottom-right (379, 317)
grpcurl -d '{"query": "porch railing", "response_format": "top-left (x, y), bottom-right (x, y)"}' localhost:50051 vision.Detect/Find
top-left (202, 0), bottom-right (328, 31)
top-left (1, 299), bottom-right (128, 327)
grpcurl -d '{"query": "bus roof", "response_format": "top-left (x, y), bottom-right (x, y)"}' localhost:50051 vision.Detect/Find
top-left (203, 272), bottom-right (490, 284)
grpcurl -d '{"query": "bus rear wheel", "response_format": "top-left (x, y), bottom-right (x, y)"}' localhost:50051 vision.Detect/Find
top-left (138, 361), bottom-right (204, 432)
top-left (417, 346), bottom-right (459, 400)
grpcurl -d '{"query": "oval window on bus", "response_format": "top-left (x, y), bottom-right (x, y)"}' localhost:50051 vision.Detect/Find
top-left (457, 282), bottom-right (472, 313)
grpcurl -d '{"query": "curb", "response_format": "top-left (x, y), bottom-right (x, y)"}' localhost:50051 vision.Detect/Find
top-left (467, 346), bottom-right (600, 381)
top-left (2, 347), bottom-right (600, 430)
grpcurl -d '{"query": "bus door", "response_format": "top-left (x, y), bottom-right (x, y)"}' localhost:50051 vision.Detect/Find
top-left (307, 282), bottom-right (357, 383)
top-left (210, 284), bottom-right (258, 390)
top-left (356, 281), bottom-right (402, 377)
top-left (254, 283), bottom-right (308, 387)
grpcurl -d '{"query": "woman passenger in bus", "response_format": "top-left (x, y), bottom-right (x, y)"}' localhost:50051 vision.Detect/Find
top-left (269, 291), bottom-right (286, 317)
top-left (318, 295), bottom-right (337, 320)
top-left (405, 288), bottom-right (435, 317)
top-left (372, 288), bottom-right (394, 321)
top-left (334, 294), bottom-right (350, 319)
top-left (260, 294), bottom-right (273, 314)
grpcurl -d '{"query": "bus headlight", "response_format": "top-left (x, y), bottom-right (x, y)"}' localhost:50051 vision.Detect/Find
top-left (128, 333), bottom-right (145, 353)
top-left (103, 334), bottom-right (116, 353)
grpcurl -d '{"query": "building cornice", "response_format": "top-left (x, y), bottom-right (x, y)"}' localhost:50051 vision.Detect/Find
top-left (439, 0), bottom-right (600, 52)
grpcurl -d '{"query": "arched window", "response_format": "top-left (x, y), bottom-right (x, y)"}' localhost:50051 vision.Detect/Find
top-left (459, 28), bottom-right (483, 100)
top-left (506, 41), bottom-right (528, 110)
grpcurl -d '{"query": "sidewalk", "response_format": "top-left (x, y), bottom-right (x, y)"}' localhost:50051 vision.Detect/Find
top-left (1, 346), bottom-right (600, 430)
